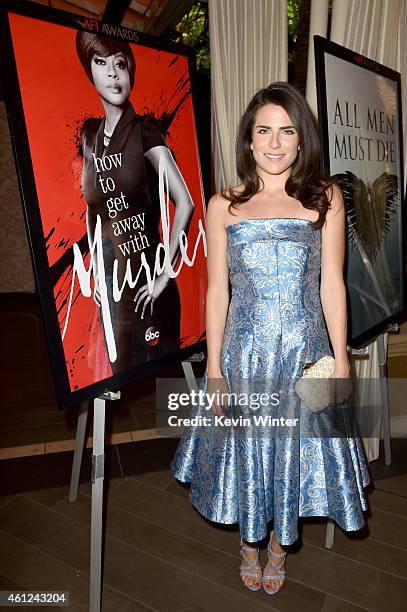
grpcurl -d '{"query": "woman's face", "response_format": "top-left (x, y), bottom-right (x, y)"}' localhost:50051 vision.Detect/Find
top-left (91, 52), bottom-right (131, 107)
top-left (250, 103), bottom-right (300, 179)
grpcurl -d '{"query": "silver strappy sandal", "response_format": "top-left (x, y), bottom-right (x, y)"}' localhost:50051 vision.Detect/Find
top-left (262, 530), bottom-right (287, 595)
top-left (239, 539), bottom-right (262, 592)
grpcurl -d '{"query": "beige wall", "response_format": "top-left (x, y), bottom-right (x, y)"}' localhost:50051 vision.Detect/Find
top-left (388, 321), bottom-right (407, 419)
top-left (0, 102), bottom-right (35, 292)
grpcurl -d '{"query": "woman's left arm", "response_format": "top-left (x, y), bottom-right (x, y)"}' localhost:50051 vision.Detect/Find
top-left (145, 145), bottom-right (194, 267)
top-left (134, 145), bottom-right (194, 318)
top-left (320, 183), bottom-right (350, 378)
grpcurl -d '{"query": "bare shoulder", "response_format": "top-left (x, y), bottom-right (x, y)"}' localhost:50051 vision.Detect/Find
top-left (206, 191), bottom-right (231, 229)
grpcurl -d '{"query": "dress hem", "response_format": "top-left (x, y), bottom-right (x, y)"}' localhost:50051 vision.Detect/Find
top-left (171, 471), bottom-right (369, 545)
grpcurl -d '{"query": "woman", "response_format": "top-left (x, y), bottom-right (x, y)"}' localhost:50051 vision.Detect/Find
top-left (76, 32), bottom-right (194, 374)
top-left (170, 83), bottom-right (370, 595)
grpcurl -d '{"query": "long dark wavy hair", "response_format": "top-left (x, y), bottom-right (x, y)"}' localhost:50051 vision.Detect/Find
top-left (222, 82), bottom-right (333, 229)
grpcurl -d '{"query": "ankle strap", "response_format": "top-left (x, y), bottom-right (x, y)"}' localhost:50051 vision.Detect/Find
top-left (240, 539), bottom-right (258, 551)
top-left (268, 548), bottom-right (286, 558)
top-left (268, 540), bottom-right (287, 558)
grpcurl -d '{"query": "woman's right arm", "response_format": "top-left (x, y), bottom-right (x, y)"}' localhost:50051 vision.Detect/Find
top-left (86, 206), bottom-right (96, 249)
top-left (81, 128), bottom-right (97, 277)
top-left (205, 193), bottom-right (230, 377)
top-left (81, 124), bottom-right (100, 306)
top-left (86, 206), bottom-right (100, 305)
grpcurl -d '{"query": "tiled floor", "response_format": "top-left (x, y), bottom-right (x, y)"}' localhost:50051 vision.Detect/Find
top-left (1, 295), bottom-right (407, 609)
top-left (0, 439), bottom-right (406, 611)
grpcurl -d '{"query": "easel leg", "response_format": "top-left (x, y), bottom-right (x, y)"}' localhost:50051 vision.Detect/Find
top-left (325, 519), bottom-right (335, 549)
top-left (181, 360), bottom-right (199, 392)
top-left (377, 334), bottom-right (392, 466)
top-left (68, 401), bottom-right (89, 503)
top-left (89, 397), bottom-right (106, 612)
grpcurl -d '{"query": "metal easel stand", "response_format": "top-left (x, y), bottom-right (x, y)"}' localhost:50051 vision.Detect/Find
top-left (68, 401), bottom-right (88, 504)
top-left (68, 354), bottom-right (204, 610)
top-left (181, 352), bottom-right (205, 393)
top-left (377, 325), bottom-right (398, 467)
top-left (325, 343), bottom-right (369, 549)
top-left (68, 390), bottom-right (121, 612)
top-left (325, 327), bottom-right (397, 549)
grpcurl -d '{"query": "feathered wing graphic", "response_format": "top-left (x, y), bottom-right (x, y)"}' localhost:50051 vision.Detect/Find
top-left (332, 171), bottom-right (398, 262)
top-left (332, 171), bottom-right (398, 318)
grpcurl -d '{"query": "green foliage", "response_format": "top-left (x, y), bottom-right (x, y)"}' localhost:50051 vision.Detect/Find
top-left (287, 0), bottom-right (302, 68)
top-left (288, 0), bottom-right (302, 44)
top-left (173, 0), bottom-right (302, 73)
top-left (175, 2), bottom-right (210, 72)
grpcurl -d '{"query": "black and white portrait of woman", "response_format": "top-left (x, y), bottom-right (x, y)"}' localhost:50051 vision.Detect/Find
top-left (76, 32), bottom-right (195, 375)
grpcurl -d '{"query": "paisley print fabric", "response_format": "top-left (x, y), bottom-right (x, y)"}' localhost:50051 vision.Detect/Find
top-left (170, 218), bottom-right (370, 544)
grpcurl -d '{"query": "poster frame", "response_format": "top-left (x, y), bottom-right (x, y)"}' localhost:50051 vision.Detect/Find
top-left (0, 0), bottom-right (207, 408)
top-left (314, 35), bottom-right (406, 348)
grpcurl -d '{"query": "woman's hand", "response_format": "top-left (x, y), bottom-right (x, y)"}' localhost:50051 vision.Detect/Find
top-left (206, 371), bottom-right (230, 417)
top-left (134, 273), bottom-right (170, 319)
top-left (329, 359), bottom-right (352, 406)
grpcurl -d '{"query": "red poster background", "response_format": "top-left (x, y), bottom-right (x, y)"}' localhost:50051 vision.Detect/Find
top-left (9, 13), bottom-right (207, 392)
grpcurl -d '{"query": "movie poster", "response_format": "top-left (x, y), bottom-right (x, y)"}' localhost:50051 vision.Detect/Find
top-left (315, 38), bottom-right (405, 346)
top-left (1, 4), bottom-right (207, 407)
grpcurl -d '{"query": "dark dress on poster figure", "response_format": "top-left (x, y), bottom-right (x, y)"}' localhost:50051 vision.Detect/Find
top-left (81, 102), bottom-right (181, 375)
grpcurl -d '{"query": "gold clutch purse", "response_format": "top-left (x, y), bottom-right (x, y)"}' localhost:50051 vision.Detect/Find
top-left (294, 356), bottom-right (335, 413)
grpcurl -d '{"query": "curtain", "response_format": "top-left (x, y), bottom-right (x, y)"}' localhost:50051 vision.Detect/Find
top-left (331, 0), bottom-right (407, 459)
top-left (341, 0), bottom-right (407, 186)
top-left (209, 0), bottom-right (288, 191)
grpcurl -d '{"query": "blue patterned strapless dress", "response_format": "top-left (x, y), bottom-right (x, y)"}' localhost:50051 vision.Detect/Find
top-left (170, 218), bottom-right (370, 544)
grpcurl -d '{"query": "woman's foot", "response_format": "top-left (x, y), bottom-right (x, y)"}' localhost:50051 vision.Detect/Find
top-left (239, 539), bottom-right (262, 591)
top-left (262, 530), bottom-right (287, 595)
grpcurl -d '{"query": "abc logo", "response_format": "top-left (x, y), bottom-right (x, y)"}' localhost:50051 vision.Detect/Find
top-left (145, 326), bottom-right (160, 346)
